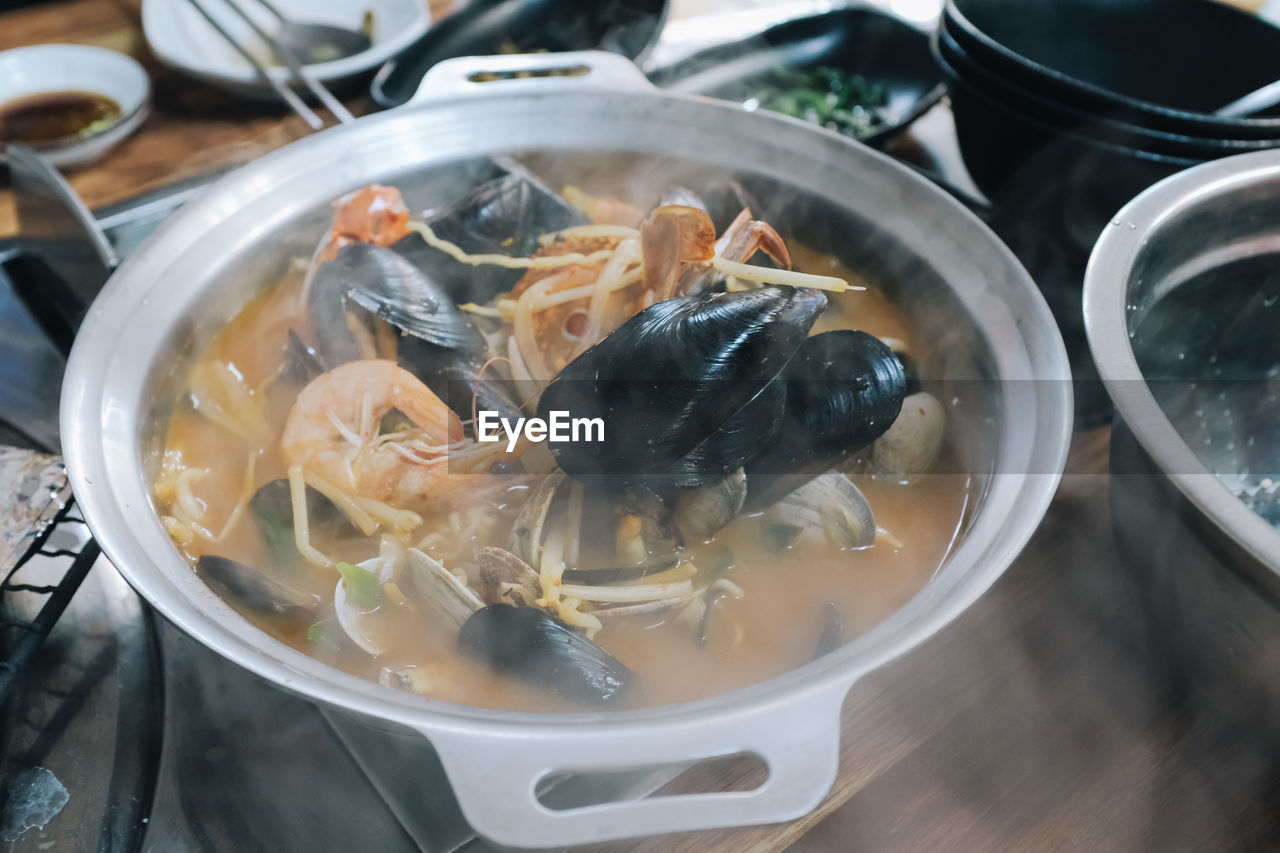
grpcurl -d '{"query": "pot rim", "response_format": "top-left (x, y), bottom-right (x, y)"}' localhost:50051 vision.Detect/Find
top-left (61, 76), bottom-right (1072, 736)
top-left (1084, 148), bottom-right (1280, 580)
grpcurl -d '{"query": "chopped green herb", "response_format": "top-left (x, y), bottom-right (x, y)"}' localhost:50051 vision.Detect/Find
top-left (739, 65), bottom-right (893, 140)
top-left (306, 618), bottom-right (344, 653)
top-left (336, 561), bottom-right (381, 610)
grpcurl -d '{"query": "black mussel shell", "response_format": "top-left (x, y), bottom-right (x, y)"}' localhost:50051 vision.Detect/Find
top-left (458, 604), bottom-right (632, 705)
top-left (309, 242), bottom-right (520, 422)
top-left (266, 330), bottom-right (327, 412)
top-left (745, 330), bottom-right (905, 509)
top-left (537, 287), bottom-right (826, 487)
top-left (397, 166), bottom-right (586, 305)
top-left (196, 555), bottom-right (321, 619)
top-left (250, 479), bottom-right (353, 571)
top-left (894, 350), bottom-right (923, 397)
top-left (280, 329), bottom-right (325, 386)
top-left (310, 241), bottom-right (488, 364)
top-left (399, 346), bottom-right (523, 424)
top-left (674, 377), bottom-right (785, 487)
top-left (432, 165), bottom-right (585, 260)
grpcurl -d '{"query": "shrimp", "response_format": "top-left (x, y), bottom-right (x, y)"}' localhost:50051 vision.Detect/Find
top-left (281, 360), bottom-right (510, 514)
top-left (315, 184), bottom-right (412, 265)
top-left (640, 205), bottom-right (716, 303)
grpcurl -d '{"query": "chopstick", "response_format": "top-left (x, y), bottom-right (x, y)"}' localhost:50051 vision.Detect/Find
top-left (184, 0), bottom-right (325, 130)
top-left (221, 0), bottom-right (356, 125)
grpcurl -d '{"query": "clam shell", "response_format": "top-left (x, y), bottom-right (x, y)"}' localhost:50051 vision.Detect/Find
top-left (765, 471), bottom-right (876, 550)
top-left (872, 391), bottom-right (946, 481)
top-left (673, 467), bottom-right (747, 540)
top-left (334, 556), bottom-right (388, 656)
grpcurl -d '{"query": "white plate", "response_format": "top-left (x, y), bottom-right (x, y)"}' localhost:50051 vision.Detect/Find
top-left (0, 44), bottom-right (151, 168)
top-left (142, 0), bottom-right (431, 95)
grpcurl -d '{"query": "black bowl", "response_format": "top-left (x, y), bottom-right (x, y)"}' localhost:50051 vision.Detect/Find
top-left (944, 0), bottom-right (1280, 140)
top-left (934, 28), bottom-right (1197, 428)
top-left (934, 29), bottom-right (1194, 202)
top-left (649, 7), bottom-right (945, 148)
top-left (936, 22), bottom-right (1280, 162)
top-left (370, 0), bottom-right (668, 108)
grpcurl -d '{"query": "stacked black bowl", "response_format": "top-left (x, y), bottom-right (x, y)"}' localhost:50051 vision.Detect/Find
top-left (938, 0), bottom-right (1280, 199)
top-left (933, 0), bottom-right (1280, 426)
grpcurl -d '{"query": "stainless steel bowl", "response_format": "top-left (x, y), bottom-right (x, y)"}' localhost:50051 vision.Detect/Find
top-left (1085, 149), bottom-right (1280, 737)
top-left (61, 52), bottom-right (1072, 847)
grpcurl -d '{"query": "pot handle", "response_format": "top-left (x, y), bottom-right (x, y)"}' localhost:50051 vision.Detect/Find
top-left (409, 50), bottom-right (654, 104)
top-left (418, 681), bottom-right (850, 848)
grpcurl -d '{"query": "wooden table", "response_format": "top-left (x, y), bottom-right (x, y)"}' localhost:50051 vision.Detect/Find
top-left (0, 0), bottom-right (454, 240)
top-left (5, 1), bottom-right (1280, 851)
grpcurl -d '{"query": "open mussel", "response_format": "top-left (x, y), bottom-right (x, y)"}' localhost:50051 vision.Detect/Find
top-left (537, 286), bottom-right (827, 489)
top-left (196, 555), bottom-right (320, 620)
top-left (458, 604), bottom-right (633, 706)
top-left (392, 165), bottom-right (587, 305)
top-left (746, 330), bottom-right (905, 509)
top-left (311, 241), bottom-right (488, 362)
top-left (309, 241), bottom-right (520, 422)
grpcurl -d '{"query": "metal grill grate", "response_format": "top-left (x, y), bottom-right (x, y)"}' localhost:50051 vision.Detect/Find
top-left (0, 500), bottom-right (101, 706)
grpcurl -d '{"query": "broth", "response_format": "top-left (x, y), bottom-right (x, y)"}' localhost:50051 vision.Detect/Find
top-left (155, 177), bottom-right (974, 711)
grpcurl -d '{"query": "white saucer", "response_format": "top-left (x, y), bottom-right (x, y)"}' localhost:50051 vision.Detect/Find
top-left (142, 0), bottom-right (431, 96)
top-left (0, 44), bottom-right (151, 169)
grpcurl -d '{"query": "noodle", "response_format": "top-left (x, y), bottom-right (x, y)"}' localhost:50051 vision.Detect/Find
top-left (209, 454), bottom-right (257, 542)
top-left (559, 579), bottom-right (694, 603)
top-left (162, 516), bottom-right (197, 547)
top-left (175, 468), bottom-right (207, 522)
top-left (288, 465), bottom-right (333, 567)
top-left (577, 239), bottom-right (641, 353)
top-left (408, 221), bottom-right (617, 270)
top-left (709, 257), bottom-right (857, 292)
top-left (212, 361), bottom-right (270, 441)
top-left (514, 276), bottom-right (560, 379)
top-left (351, 496), bottom-right (422, 536)
top-left (506, 334), bottom-right (541, 404)
top-left (537, 224), bottom-right (640, 246)
top-left (538, 525), bottom-right (567, 605)
top-left (557, 596), bottom-right (604, 638)
top-left (301, 468), bottom-right (378, 535)
top-left (459, 302), bottom-right (503, 317)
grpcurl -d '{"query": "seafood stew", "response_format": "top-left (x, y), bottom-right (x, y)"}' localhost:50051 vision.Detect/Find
top-left (153, 160), bottom-right (978, 711)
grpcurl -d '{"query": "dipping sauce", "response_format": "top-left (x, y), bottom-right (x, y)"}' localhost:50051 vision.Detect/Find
top-left (0, 90), bottom-right (121, 144)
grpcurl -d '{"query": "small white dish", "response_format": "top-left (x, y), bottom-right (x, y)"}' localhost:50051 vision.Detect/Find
top-left (142, 0), bottom-right (431, 96)
top-left (0, 44), bottom-right (150, 169)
